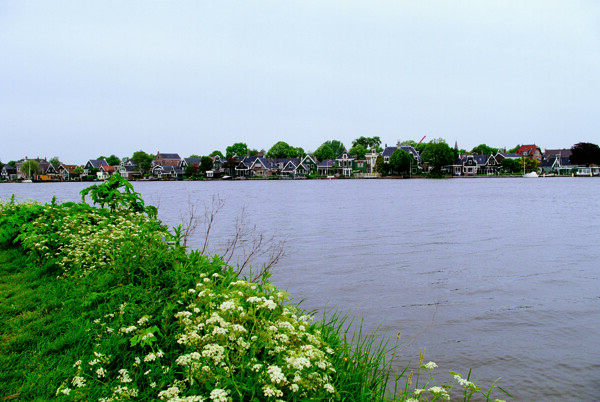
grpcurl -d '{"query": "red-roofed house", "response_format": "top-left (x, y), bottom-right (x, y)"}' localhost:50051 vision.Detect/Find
top-left (517, 145), bottom-right (543, 161)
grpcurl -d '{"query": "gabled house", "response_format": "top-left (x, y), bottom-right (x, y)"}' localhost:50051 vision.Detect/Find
top-left (1, 165), bottom-right (16, 181)
top-left (317, 159), bottom-right (335, 176)
top-left (181, 158), bottom-right (202, 169)
top-left (98, 165), bottom-right (117, 180)
top-left (335, 151), bottom-right (354, 177)
top-left (207, 155), bottom-right (225, 178)
top-left (249, 157), bottom-right (275, 177)
top-left (381, 144), bottom-right (421, 174)
top-left (153, 152), bottom-right (182, 167)
top-left (452, 154), bottom-right (491, 176)
top-left (151, 165), bottom-right (184, 179)
top-left (281, 160), bottom-right (299, 177)
top-left (84, 159), bottom-right (109, 176)
top-left (517, 145), bottom-right (543, 161)
top-left (119, 161), bottom-right (142, 180)
top-left (299, 155), bottom-right (317, 175)
top-left (365, 149), bottom-right (379, 174)
top-left (540, 156), bottom-right (572, 175)
top-left (58, 164), bottom-right (82, 181)
top-left (542, 149), bottom-right (572, 163)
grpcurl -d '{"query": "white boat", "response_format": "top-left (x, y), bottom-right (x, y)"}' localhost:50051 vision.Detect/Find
top-left (523, 172), bottom-right (539, 178)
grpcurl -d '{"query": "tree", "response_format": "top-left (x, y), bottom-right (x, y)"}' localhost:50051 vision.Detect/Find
top-left (389, 149), bottom-right (412, 175)
top-left (374, 154), bottom-right (385, 175)
top-left (314, 143), bottom-right (335, 161)
top-left (226, 143), bottom-right (249, 158)
top-left (522, 157), bottom-right (540, 173)
top-left (189, 154), bottom-right (200, 159)
top-left (209, 150), bottom-right (224, 158)
top-left (421, 139), bottom-right (454, 177)
top-left (266, 141), bottom-right (292, 158)
top-left (507, 145), bottom-right (520, 154)
top-left (199, 156), bottom-right (213, 173)
top-left (49, 156), bottom-right (62, 165)
top-left (105, 155), bottom-right (121, 166)
top-left (570, 142), bottom-right (600, 166)
top-left (415, 142), bottom-right (428, 154)
top-left (471, 144), bottom-right (498, 155)
top-left (290, 147), bottom-right (304, 158)
top-left (131, 150), bottom-right (154, 174)
top-left (266, 141), bottom-right (304, 158)
top-left (314, 140), bottom-right (345, 161)
top-left (399, 140), bottom-right (418, 147)
top-left (21, 159), bottom-right (39, 179)
top-left (223, 156), bottom-right (238, 175)
top-left (501, 158), bottom-right (521, 174)
top-left (348, 144), bottom-right (368, 160)
top-left (352, 136), bottom-right (381, 151)
top-left (184, 163), bottom-right (198, 178)
top-left (74, 166), bottom-right (84, 176)
top-left (8, 161), bottom-right (17, 168)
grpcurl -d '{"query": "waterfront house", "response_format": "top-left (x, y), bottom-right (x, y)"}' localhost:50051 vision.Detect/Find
top-left (335, 151), bottom-right (355, 178)
top-left (84, 159), bottom-right (109, 176)
top-left (317, 159), bottom-right (335, 176)
top-left (97, 165), bottom-right (118, 180)
top-left (57, 164), bottom-right (81, 181)
top-left (1, 165), bottom-right (16, 181)
top-left (381, 144), bottom-right (421, 174)
top-left (181, 157), bottom-right (202, 169)
top-left (151, 164), bottom-right (184, 179)
top-left (118, 161), bottom-right (142, 180)
top-left (153, 152), bottom-right (182, 167)
top-left (517, 145), bottom-right (543, 161)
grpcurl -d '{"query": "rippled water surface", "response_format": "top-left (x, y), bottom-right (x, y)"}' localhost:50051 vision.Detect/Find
top-left (2, 178), bottom-right (599, 400)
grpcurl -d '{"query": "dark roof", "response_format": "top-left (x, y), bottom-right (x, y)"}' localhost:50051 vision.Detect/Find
top-left (543, 149), bottom-right (572, 160)
top-left (157, 153), bottom-right (181, 160)
top-left (381, 146), bottom-right (398, 158)
top-left (498, 152), bottom-right (520, 159)
top-left (184, 158), bottom-right (202, 165)
top-left (317, 159), bottom-right (335, 167)
top-left (88, 159), bottom-right (109, 168)
top-left (382, 146), bottom-right (421, 161)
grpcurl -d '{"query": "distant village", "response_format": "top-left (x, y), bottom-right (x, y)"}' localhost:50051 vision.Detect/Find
top-left (1, 140), bottom-right (599, 182)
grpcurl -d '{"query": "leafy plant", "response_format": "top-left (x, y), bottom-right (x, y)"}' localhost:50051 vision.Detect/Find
top-left (80, 174), bottom-right (150, 214)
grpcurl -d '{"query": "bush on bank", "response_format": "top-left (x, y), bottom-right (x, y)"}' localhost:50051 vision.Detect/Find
top-left (0, 176), bottom-right (510, 401)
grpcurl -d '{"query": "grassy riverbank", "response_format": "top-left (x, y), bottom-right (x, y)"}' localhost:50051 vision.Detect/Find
top-left (0, 176), bottom-right (509, 401)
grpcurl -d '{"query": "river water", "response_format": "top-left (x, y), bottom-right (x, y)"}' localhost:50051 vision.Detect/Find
top-left (2, 178), bottom-right (599, 400)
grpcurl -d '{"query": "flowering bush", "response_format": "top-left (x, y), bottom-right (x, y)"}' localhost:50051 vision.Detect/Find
top-left (55, 267), bottom-right (340, 400)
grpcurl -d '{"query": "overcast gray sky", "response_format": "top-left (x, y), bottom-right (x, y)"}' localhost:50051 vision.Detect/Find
top-left (2, 1), bottom-right (599, 164)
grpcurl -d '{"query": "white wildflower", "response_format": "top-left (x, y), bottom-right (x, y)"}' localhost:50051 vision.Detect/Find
top-left (209, 388), bottom-right (229, 401)
top-left (262, 299), bottom-right (277, 310)
top-left (263, 385), bottom-right (283, 397)
top-left (219, 300), bottom-right (236, 311)
top-left (72, 376), bottom-right (86, 388)
top-left (267, 365), bottom-right (287, 384)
